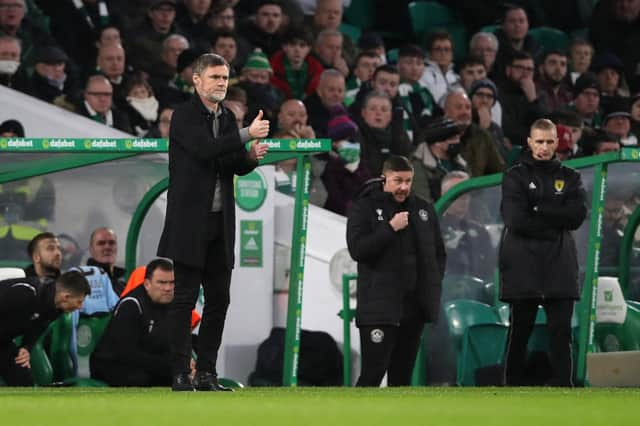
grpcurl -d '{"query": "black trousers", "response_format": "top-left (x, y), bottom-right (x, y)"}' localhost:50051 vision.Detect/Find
top-left (0, 342), bottom-right (33, 386)
top-left (168, 212), bottom-right (232, 375)
top-left (356, 319), bottom-right (424, 387)
top-left (90, 358), bottom-right (172, 387)
top-left (504, 298), bottom-right (575, 387)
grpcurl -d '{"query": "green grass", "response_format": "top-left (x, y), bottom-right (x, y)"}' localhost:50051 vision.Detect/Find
top-left (0, 387), bottom-right (638, 426)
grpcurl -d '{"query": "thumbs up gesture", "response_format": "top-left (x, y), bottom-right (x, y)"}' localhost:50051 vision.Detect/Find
top-left (248, 109), bottom-right (270, 139)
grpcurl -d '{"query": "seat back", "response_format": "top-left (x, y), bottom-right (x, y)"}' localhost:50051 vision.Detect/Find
top-left (596, 276), bottom-right (627, 324)
top-left (528, 26), bottom-right (570, 54)
top-left (444, 299), bottom-right (501, 343)
top-left (458, 323), bottom-right (509, 385)
top-left (76, 314), bottom-right (111, 378)
top-left (0, 267), bottom-right (25, 280)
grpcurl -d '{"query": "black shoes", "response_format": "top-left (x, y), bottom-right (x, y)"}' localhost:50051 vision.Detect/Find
top-left (172, 372), bottom-right (195, 392)
top-left (192, 371), bottom-right (234, 392)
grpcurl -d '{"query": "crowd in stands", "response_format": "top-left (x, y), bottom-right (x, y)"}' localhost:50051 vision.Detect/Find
top-left (3, 0), bottom-right (640, 211)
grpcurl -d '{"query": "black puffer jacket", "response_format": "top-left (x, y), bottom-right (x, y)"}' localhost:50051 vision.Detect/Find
top-left (346, 180), bottom-right (446, 326)
top-left (499, 151), bottom-right (587, 301)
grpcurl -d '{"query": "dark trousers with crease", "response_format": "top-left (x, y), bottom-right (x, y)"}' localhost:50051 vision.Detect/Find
top-left (0, 341), bottom-right (33, 386)
top-left (356, 319), bottom-right (424, 387)
top-left (504, 298), bottom-right (574, 387)
top-left (168, 211), bottom-right (232, 376)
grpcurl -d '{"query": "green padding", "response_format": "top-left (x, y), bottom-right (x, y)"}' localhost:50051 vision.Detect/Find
top-left (458, 323), bottom-right (509, 385)
top-left (30, 341), bottom-right (53, 386)
top-left (339, 23), bottom-right (361, 43)
top-left (344, 0), bottom-right (374, 29)
top-left (408, 1), bottom-right (456, 37)
top-left (445, 299), bottom-right (501, 345)
top-left (218, 377), bottom-right (244, 388)
top-left (441, 275), bottom-right (487, 304)
top-left (77, 315), bottom-right (111, 357)
top-left (528, 27), bottom-right (570, 55)
top-left (47, 314), bottom-right (74, 381)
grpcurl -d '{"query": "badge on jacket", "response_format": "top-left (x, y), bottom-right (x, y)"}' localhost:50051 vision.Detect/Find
top-left (554, 179), bottom-right (565, 194)
top-left (370, 328), bottom-right (384, 343)
top-left (418, 209), bottom-right (429, 221)
top-left (376, 208), bottom-right (384, 221)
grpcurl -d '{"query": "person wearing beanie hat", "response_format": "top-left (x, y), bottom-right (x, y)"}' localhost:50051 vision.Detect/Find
top-left (549, 110), bottom-right (585, 158)
top-left (555, 124), bottom-right (575, 161)
top-left (236, 49), bottom-right (282, 124)
top-left (592, 52), bottom-right (629, 98)
top-left (469, 78), bottom-right (508, 161)
top-left (322, 105), bottom-right (371, 215)
top-left (570, 72), bottom-right (602, 128)
top-left (602, 96), bottom-right (638, 146)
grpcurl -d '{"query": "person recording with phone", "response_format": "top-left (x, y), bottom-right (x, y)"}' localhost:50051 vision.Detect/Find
top-left (346, 155), bottom-right (446, 386)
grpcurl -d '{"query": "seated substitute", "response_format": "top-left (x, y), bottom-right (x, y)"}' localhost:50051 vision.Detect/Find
top-left (90, 258), bottom-right (176, 387)
top-left (346, 155), bottom-right (446, 387)
top-left (0, 271), bottom-right (90, 386)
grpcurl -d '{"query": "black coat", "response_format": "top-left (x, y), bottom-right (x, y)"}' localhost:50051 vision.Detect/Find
top-left (0, 277), bottom-right (61, 349)
top-left (346, 180), bottom-right (446, 326)
top-left (157, 95), bottom-right (257, 269)
top-left (499, 151), bottom-right (587, 301)
top-left (91, 286), bottom-right (171, 377)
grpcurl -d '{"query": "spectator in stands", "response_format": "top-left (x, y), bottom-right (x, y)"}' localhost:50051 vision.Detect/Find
top-left (235, 49), bottom-right (281, 123)
top-left (442, 88), bottom-right (505, 176)
top-left (206, 4), bottom-right (251, 67)
top-left (322, 106), bottom-right (371, 215)
top-left (581, 128), bottom-right (621, 156)
top-left (602, 97), bottom-right (638, 146)
top-left (0, 34), bottom-right (27, 90)
top-left (592, 52), bottom-right (630, 111)
top-left (96, 25), bottom-right (122, 50)
top-left (600, 188), bottom-right (627, 268)
top-left (358, 32), bottom-right (386, 65)
top-left (549, 110), bottom-right (585, 158)
top-left (87, 227), bottom-right (126, 295)
top-left (313, 29), bottom-right (349, 77)
top-left (23, 232), bottom-right (61, 280)
top-left (95, 43), bottom-right (129, 105)
top-left (568, 39), bottom-right (593, 85)
top-left (211, 32), bottom-right (238, 77)
top-left (469, 32), bottom-right (499, 78)
top-left (397, 44), bottom-right (436, 142)
top-left (156, 48), bottom-right (199, 109)
top-left (411, 117), bottom-right (468, 203)
top-left (494, 4), bottom-right (541, 79)
top-left (469, 79), bottom-right (508, 160)
top-left (127, 0), bottom-right (180, 77)
top-left (304, 68), bottom-right (345, 137)
top-left (0, 0), bottom-right (55, 66)
top-left (175, 0), bottom-right (211, 52)
top-left (358, 91), bottom-right (413, 176)
top-left (345, 51), bottom-right (381, 106)
top-left (310, 0), bottom-right (356, 65)
top-left (277, 98), bottom-right (315, 138)
top-left (149, 34), bottom-right (189, 87)
top-left (270, 26), bottom-right (323, 100)
top-left (631, 92), bottom-right (640, 135)
top-left (146, 106), bottom-right (174, 138)
top-left (554, 124), bottom-right (576, 161)
top-left (242, 0), bottom-right (286, 58)
top-left (27, 46), bottom-right (79, 109)
top-left (223, 99), bottom-right (247, 129)
top-left (0, 118), bottom-right (23, 136)
top-left (0, 270), bottom-right (90, 386)
top-left (589, 0), bottom-right (640, 92)
top-left (420, 31), bottom-right (461, 105)
top-left (123, 76), bottom-right (159, 137)
top-left (90, 258), bottom-right (176, 387)
top-left (498, 51), bottom-right (547, 147)
top-left (458, 56), bottom-right (503, 127)
top-left (570, 72), bottom-right (603, 128)
top-left (77, 75), bottom-right (132, 133)
top-left (536, 50), bottom-right (573, 113)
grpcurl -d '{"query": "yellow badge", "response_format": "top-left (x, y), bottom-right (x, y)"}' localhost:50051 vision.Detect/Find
top-left (554, 179), bottom-right (565, 193)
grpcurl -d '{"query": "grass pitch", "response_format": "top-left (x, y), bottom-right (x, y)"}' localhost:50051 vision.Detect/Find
top-left (0, 387), bottom-right (637, 426)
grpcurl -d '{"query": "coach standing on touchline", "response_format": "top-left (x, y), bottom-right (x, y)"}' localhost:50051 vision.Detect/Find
top-left (499, 118), bottom-right (587, 387)
top-left (157, 53), bottom-right (269, 392)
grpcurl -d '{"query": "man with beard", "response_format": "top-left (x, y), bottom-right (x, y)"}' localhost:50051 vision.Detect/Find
top-left (346, 155), bottom-right (446, 387)
top-left (536, 51), bottom-right (573, 113)
top-left (157, 53), bottom-right (270, 392)
top-left (23, 232), bottom-right (62, 280)
top-left (442, 88), bottom-right (504, 177)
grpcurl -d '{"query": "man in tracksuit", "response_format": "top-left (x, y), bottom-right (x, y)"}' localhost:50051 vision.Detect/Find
top-left (500, 118), bottom-right (587, 386)
top-left (0, 271), bottom-right (90, 386)
top-left (347, 155), bottom-right (446, 386)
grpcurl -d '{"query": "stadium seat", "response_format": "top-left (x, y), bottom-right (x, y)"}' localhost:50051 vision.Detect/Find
top-left (339, 23), bottom-right (361, 43)
top-left (45, 313), bottom-right (75, 382)
top-left (387, 48), bottom-right (399, 64)
top-left (75, 314), bottom-right (111, 381)
top-left (408, 1), bottom-right (457, 44)
top-left (527, 27), bottom-right (570, 55)
top-left (479, 25), bottom-right (499, 34)
top-left (344, 0), bottom-right (375, 30)
top-left (444, 299), bottom-right (501, 344)
top-left (458, 323), bottom-right (509, 385)
top-left (30, 341), bottom-right (54, 386)
top-left (441, 274), bottom-right (486, 303)
top-left (0, 267), bottom-right (25, 280)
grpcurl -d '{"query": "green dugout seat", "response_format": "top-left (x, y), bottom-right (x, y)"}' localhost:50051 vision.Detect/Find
top-left (528, 27), bottom-right (570, 55)
top-left (75, 314), bottom-right (111, 381)
top-left (339, 23), bottom-right (361, 43)
top-left (458, 323), bottom-right (509, 385)
top-left (344, 0), bottom-right (375, 30)
top-left (441, 274), bottom-right (486, 304)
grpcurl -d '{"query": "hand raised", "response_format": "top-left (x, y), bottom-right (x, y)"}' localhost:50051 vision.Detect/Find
top-left (389, 211), bottom-right (409, 231)
top-left (249, 109), bottom-right (270, 139)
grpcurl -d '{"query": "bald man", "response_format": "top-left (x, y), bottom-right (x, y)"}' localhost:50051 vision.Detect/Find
top-left (277, 99), bottom-right (316, 139)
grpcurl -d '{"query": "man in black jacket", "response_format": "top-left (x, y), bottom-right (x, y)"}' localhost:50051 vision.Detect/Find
top-left (0, 271), bottom-right (90, 386)
top-left (499, 118), bottom-right (587, 387)
top-left (157, 53), bottom-right (269, 391)
top-left (90, 258), bottom-right (175, 386)
top-left (346, 155), bottom-right (446, 387)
